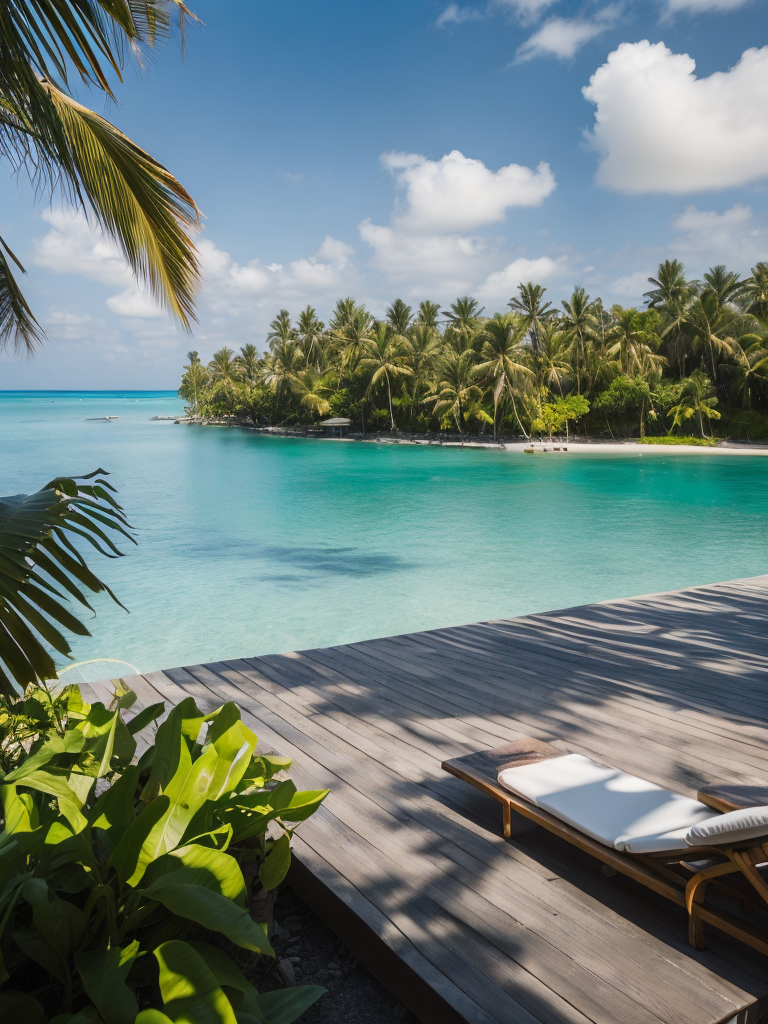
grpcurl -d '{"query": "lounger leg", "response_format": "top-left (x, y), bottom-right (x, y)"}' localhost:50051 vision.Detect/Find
top-left (685, 862), bottom-right (737, 951)
top-left (503, 801), bottom-right (512, 839)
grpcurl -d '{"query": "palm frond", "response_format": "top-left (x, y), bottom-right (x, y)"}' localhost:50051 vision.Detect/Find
top-left (0, 471), bottom-right (134, 697)
top-left (41, 82), bottom-right (200, 329)
top-left (0, 234), bottom-right (43, 353)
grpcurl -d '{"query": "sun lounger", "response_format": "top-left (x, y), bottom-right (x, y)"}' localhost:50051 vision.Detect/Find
top-left (442, 738), bottom-right (768, 956)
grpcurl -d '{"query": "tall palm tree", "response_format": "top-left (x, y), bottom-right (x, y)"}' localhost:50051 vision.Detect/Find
top-left (1, 0), bottom-right (200, 353)
top-left (296, 305), bottom-right (325, 367)
top-left (475, 313), bottom-right (532, 439)
top-left (645, 260), bottom-right (696, 377)
top-left (385, 299), bottom-right (414, 336)
top-left (686, 291), bottom-right (741, 384)
top-left (237, 343), bottom-right (260, 382)
top-left (444, 296), bottom-right (485, 353)
top-left (329, 297), bottom-right (359, 334)
top-left (336, 307), bottom-right (375, 373)
top-left (702, 265), bottom-right (745, 308)
top-left (561, 287), bottom-right (601, 394)
top-left (417, 301), bottom-right (441, 329)
top-left (743, 263), bottom-right (768, 319)
top-left (532, 321), bottom-right (571, 396)
top-left (209, 347), bottom-right (238, 381)
top-left (508, 282), bottom-right (553, 357)
top-left (267, 310), bottom-right (295, 352)
top-left (179, 349), bottom-right (207, 416)
top-left (264, 339), bottom-right (303, 421)
top-left (426, 350), bottom-right (481, 435)
top-left (606, 306), bottom-right (663, 377)
top-left (359, 324), bottom-right (413, 430)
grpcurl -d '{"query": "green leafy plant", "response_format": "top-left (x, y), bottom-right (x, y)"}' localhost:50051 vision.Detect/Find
top-left (0, 687), bottom-right (328, 1023)
top-left (0, 472), bottom-right (134, 697)
top-left (637, 435), bottom-right (717, 446)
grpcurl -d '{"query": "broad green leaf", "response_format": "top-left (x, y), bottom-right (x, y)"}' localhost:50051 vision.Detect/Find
top-left (21, 877), bottom-right (83, 957)
top-left (145, 844), bottom-right (246, 903)
top-left (154, 940), bottom-right (238, 1024)
top-left (145, 883), bottom-right (274, 955)
top-left (0, 783), bottom-right (36, 835)
top-left (89, 765), bottom-right (140, 834)
top-left (75, 940), bottom-right (140, 1024)
top-left (0, 991), bottom-right (46, 1024)
top-left (135, 1013), bottom-right (174, 1024)
top-left (187, 942), bottom-right (266, 1022)
top-left (108, 794), bottom-right (171, 887)
top-left (127, 701), bottom-right (165, 736)
top-left (4, 729), bottom-right (85, 781)
top-left (205, 704), bottom-right (257, 800)
top-left (256, 987), bottom-right (327, 1024)
top-left (258, 833), bottom-right (292, 892)
top-left (279, 790), bottom-right (329, 823)
top-left (13, 925), bottom-right (68, 983)
top-left (16, 768), bottom-right (90, 832)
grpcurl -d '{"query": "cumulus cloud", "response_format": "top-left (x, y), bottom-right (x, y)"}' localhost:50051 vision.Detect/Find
top-left (476, 256), bottom-right (565, 304)
top-left (359, 150), bottom-right (558, 296)
top-left (610, 270), bottom-right (654, 299)
top-left (516, 6), bottom-right (619, 61)
top-left (33, 209), bottom-right (133, 288)
top-left (380, 149), bottom-right (555, 234)
top-left (583, 41), bottom-right (768, 194)
top-left (436, 3), bottom-right (482, 27)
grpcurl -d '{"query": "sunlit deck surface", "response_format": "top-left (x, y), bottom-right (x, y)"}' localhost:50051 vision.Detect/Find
top-left (90, 575), bottom-right (768, 1024)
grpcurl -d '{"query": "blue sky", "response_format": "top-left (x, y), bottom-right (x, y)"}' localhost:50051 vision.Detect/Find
top-left (2, 0), bottom-right (767, 388)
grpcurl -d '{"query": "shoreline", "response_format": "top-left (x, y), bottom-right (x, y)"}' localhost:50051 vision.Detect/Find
top-left (176, 419), bottom-right (768, 456)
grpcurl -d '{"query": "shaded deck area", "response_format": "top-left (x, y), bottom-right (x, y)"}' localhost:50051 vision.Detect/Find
top-left (91, 575), bottom-right (768, 1024)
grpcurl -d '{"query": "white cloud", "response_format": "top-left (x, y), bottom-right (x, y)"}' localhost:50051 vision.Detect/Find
top-left (380, 149), bottom-right (555, 234)
top-left (106, 288), bottom-right (166, 318)
top-left (663, 0), bottom-right (753, 12)
top-left (671, 203), bottom-right (767, 263)
top-left (436, 4), bottom-right (482, 27)
top-left (493, 0), bottom-right (559, 23)
top-left (476, 256), bottom-right (565, 303)
top-left (516, 6), bottom-right (619, 61)
top-left (583, 41), bottom-right (768, 194)
top-left (610, 269), bottom-right (653, 298)
top-left (33, 209), bottom-right (133, 288)
top-left (359, 150), bottom-right (558, 296)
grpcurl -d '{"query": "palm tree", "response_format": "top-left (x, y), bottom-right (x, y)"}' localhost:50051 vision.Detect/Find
top-left (264, 340), bottom-right (303, 421)
top-left (209, 347), bottom-right (238, 381)
top-left (606, 306), bottom-right (663, 377)
top-left (561, 287), bottom-right (601, 394)
top-left (179, 349), bottom-right (208, 416)
top-left (1, 0), bottom-right (200, 353)
top-left (727, 335), bottom-right (768, 408)
top-left (329, 297), bottom-right (359, 334)
top-left (668, 370), bottom-right (721, 437)
top-left (237, 343), bottom-right (260, 382)
top-left (426, 350), bottom-right (481, 435)
top-left (417, 301), bottom-right (441, 329)
top-left (686, 291), bottom-right (741, 384)
top-left (267, 310), bottom-right (295, 352)
top-left (385, 299), bottom-right (414, 336)
top-left (296, 305), bottom-right (325, 367)
top-left (702, 265), bottom-right (745, 308)
top-left (336, 307), bottom-right (375, 373)
top-left (532, 321), bottom-right (571, 396)
top-left (475, 313), bottom-right (532, 439)
top-left (743, 263), bottom-right (768, 319)
top-left (291, 368), bottom-right (331, 419)
top-left (359, 324), bottom-right (413, 430)
top-left (444, 296), bottom-right (485, 353)
top-left (645, 260), bottom-right (696, 377)
top-left (508, 282), bottom-right (554, 357)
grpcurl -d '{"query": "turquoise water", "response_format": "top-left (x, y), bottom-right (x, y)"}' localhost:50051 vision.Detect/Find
top-left (2, 390), bottom-right (768, 679)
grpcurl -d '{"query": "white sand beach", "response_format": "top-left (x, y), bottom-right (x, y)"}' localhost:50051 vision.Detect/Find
top-left (501, 440), bottom-right (768, 456)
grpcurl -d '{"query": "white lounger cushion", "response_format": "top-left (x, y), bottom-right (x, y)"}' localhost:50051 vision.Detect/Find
top-left (498, 754), bottom-right (714, 854)
top-left (686, 805), bottom-right (768, 846)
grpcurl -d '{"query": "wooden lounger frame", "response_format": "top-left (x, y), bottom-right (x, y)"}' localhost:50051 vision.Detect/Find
top-left (441, 739), bottom-right (768, 957)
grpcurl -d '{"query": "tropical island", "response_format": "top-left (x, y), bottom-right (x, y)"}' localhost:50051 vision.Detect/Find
top-left (178, 261), bottom-right (768, 444)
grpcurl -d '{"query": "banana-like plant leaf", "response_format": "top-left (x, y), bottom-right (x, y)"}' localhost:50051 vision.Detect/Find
top-left (0, 990), bottom-right (46, 1024)
top-left (154, 940), bottom-right (238, 1024)
top-left (187, 942), bottom-right (266, 1022)
top-left (0, 473), bottom-right (133, 697)
top-left (135, 1012), bottom-right (174, 1024)
top-left (258, 833), bottom-right (291, 893)
top-left (127, 700), bottom-right (165, 735)
top-left (108, 794), bottom-right (171, 886)
top-left (145, 883), bottom-right (274, 955)
top-left (74, 940), bottom-right (140, 1024)
top-left (144, 844), bottom-right (247, 903)
top-left (256, 988), bottom-right (328, 1024)
top-left (279, 790), bottom-right (329, 824)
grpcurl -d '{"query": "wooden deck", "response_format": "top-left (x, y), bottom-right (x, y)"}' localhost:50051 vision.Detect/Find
top-left (89, 574), bottom-right (768, 1024)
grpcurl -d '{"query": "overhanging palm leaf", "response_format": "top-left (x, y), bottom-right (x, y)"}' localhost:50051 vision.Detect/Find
top-left (0, 471), bottom-right (134, 696)
top-left (0, 0), bottom-right (200, 352)
top-left (0, 236), bottom-right (43, 352)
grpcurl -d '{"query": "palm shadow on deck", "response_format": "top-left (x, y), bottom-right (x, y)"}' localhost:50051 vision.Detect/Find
top-left (113, 574), bottom-right (768, 1024)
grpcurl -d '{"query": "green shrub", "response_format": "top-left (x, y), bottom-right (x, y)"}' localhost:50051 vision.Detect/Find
top-left (637, 436), bottom-right (717, 446)
top-left (0, 685), bottom-right (327, 1023)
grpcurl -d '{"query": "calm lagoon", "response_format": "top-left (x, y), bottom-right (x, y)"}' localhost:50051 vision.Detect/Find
top-left (2, 390), bottom-right (768, 678)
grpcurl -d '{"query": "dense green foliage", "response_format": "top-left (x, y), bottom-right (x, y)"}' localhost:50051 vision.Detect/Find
top-left (0, 682), bottom-right (327, 1023)
top-left (179, 262), bottom-right (768, 440)
top-left (0, 473), bottom-right (134, 698)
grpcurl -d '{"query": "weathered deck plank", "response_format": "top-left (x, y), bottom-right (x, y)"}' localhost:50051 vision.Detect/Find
top-left (105, 574), bottom-right (768, 1024)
